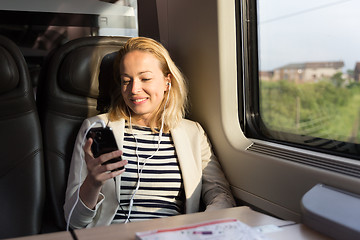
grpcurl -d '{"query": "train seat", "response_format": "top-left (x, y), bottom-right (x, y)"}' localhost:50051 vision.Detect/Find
top-left (36, 36), bottom-right (128, 231)
top-left (0, 35), bottom-right (45, 238)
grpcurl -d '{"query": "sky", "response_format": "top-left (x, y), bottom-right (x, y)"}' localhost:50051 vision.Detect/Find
top-left (258, 0), bottom-right (360, 72)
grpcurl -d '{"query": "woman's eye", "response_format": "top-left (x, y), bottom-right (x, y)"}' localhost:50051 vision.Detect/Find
top-left (142, 78), bottom-right (151, 81)
top-left (122, 79), bottom-right (131, 85)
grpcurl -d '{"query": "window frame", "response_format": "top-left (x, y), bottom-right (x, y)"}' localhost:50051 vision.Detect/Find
top-left (237, 0), bottom-right (360, 161)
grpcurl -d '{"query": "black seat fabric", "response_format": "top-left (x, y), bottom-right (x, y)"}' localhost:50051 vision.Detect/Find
top-left (36, 36), bottom-right (128, 231)
top-left (0, 35), bottom-right (45, 238)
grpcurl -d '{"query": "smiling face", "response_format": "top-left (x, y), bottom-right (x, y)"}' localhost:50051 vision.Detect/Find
top-left (120, 50), bottom-right (170, 125)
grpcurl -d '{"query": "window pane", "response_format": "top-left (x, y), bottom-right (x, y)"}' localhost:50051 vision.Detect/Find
top-left (258, 0), bottom-right (360, 146)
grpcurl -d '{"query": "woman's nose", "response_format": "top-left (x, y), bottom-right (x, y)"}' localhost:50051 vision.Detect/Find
top-left (131, 80), bottom-right (142, 94)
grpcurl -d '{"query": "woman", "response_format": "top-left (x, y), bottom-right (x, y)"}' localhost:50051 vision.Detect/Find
top-left (64, 37), bottom-right (235, 229)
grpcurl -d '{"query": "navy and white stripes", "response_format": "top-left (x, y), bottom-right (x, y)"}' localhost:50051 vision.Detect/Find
top-left (112, 124), bottom-right (184, 223)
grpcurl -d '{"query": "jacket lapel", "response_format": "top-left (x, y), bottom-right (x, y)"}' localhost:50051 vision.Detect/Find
top-left (107, 118), bottom-right (125, 151)
top-left (107, 117), bottom-right (125, 195)
top-left (171, 125), bottom-right (202, 213)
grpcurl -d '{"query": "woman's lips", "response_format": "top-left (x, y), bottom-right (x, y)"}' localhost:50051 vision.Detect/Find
top-left (131, 97), bottom-right (148, 104)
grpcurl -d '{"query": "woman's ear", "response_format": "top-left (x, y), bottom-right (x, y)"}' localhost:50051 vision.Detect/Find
top-left (165, 74), bottom-right (172, 90)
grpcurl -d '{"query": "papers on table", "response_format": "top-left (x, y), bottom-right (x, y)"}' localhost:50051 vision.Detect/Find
top-left (135, 218), bottom-right (271, 240)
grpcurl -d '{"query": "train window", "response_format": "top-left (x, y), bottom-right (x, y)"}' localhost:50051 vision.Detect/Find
top-left (241, 0), bottom-right (360, 160)
top-left (0, 0), bottom-right (138, 51)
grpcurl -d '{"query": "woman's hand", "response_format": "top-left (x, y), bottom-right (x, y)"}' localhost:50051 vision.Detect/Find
top-left (80, 138), bottom-right (128, 209)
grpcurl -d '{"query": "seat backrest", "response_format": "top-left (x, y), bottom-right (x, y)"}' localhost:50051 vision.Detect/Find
top-left (36, 36), bottom-right (128, 231)
top-left (0, 35), bottom-right (45, 238)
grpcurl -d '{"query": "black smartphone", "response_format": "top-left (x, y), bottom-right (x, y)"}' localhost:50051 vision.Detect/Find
top-left (86, 126), bottom-right (124, 170)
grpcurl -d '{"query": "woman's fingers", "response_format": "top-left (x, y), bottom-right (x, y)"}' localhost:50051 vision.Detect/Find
top-left (83, 138), bottom-right (94, 157)
top-left (104, 166), bottom-right (127, 179)
top-left (97, 150), bottom-right (123, 165)
top-left (98, 150), bottom-right (128, 175)
top-left (91, 158), bottom-right (128, 184)
top-left (83, 140), bottom-right (128, 185)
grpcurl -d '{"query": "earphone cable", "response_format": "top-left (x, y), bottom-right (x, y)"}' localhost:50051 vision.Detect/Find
top-left (125, 86), bottom-right (171, 223)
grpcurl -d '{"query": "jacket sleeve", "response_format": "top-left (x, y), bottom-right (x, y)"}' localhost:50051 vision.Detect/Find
top-left (196, 122), bottom-right (236, 211)
top-left (63, 118), bottom-right (105, 229)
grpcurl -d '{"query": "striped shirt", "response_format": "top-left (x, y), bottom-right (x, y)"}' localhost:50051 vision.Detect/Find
top-left (112, 124), bottom-right (184, 223)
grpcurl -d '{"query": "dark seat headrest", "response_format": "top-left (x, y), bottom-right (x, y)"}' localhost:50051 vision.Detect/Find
top-left (59, 46), bottom-right (103, 99)
top-left (0, 46), bottom-right (19, 94)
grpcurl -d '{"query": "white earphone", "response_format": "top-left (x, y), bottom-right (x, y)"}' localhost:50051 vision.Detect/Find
top-left (167, 82), bottom-right (171, 90)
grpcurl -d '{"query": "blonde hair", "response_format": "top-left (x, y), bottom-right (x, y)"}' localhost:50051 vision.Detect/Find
top-left (109, 37), bottom-right (188, 132)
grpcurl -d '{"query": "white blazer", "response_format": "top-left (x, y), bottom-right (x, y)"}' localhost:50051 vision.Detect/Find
top-left (64, 114), bottom-right (235, 229)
